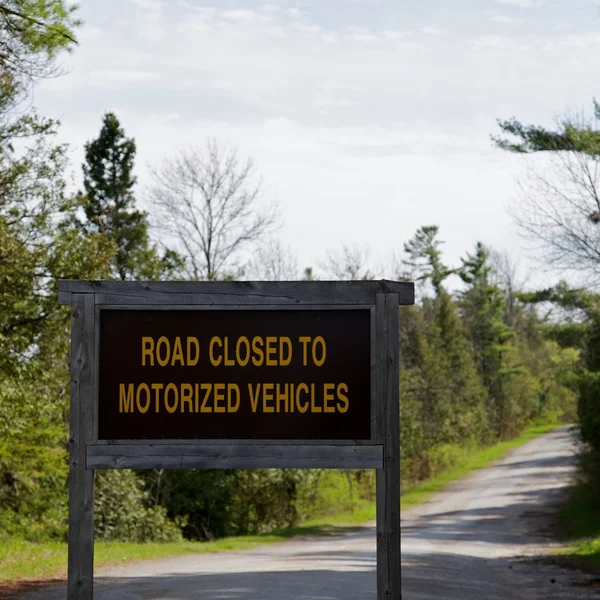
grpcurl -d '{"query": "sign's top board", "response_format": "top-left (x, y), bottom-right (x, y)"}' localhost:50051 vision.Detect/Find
top-left (98, 309), bottom-right (371, 441)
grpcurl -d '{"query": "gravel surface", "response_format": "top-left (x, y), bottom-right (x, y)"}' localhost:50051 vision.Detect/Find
top-left (19, 426), bottom-right (598, 599)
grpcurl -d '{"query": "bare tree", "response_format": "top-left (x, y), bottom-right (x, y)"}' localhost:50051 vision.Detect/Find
top-left (318, 244), bottom-right (377, 280)
top-left (509, 109), bottom-right (600, 284)
top-left (147, 138), bottom-right (278, 280)
top-left (247, 237), bottom-right (299, 281)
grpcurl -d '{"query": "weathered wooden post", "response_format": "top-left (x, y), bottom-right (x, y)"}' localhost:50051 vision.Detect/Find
top-left (59, 279), bottom-right (413, 600)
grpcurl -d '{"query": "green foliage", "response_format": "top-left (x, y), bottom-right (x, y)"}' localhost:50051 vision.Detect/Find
top-left (397, 228), bottom-right (577, 486)
top-left (0, 0), bottom-right (80, 116)
top-left (492, 100), bottom-right (600, 155)
top-left (402, 225), bottom-right (455, 296)
top-left (576, 371), bottom-right (600, 454)
top-left (0, 112), bottom-right (114, 540)
top-left (94, 471), bottom-right (182, 543)
top-left (0, 1), bottom-right (79, 58)
top-left (79, 112), bottom-right (183, 281)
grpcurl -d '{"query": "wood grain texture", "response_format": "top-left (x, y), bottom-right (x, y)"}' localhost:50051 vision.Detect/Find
top-left (57, 279), bottom-right (415, 306)
top-left (92, 438), bottom-right (377, 446)
top-left (87, 444), bottom-right (383, 470)
top-left (67, 294), bottom-right (95, 600)
top-left (376, 293), bottom-right (401, 600)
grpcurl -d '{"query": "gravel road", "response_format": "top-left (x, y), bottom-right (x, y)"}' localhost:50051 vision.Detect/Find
top-left (20, 426), bottom-right (599, 599)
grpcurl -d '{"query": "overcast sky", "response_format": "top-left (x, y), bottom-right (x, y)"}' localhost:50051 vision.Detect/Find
top-left (33, 0), bottom-right (600, 284)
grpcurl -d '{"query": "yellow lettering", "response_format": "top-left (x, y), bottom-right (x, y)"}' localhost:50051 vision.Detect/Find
top-left (209, 337), bottom-right (222, 366)
top-left (181, 383), bottom-right (193, 412)
top-left (223, 338), bottom-right (235, 366)
top-left (164, 383), bottom-right (178, 413)
top-left (187, 337), bottom-right (200, 366)
top-left (228, 384), bottom-right (240, 412)
top-left (310, 383), bottom-right (321, 413)
top-left (236, 336), bottom-right (250, 367)
top-left (266, 337), bottom-right (277, 366)
top-left (296, 383), bottom-right (309, 413)
top-left (279, 337), bottom-right (292, 366)
top-left (141, 337), bottom-right (154, 366)
top-left (171, 337), bottom-right (184, 366)
top-left (312, 336), bottom-right (326, 367)
top-left (252, 337), bottom-right (264, 366)
top-left (337, 383), bottom-right (349, 413)
top-left (152, 383), bottom-right (163, 412)
top-left (214, 383), bottom-right (226, 412)
top-left (119, 383), bottom-right (134, 413)
top-left (200, 383), bottom-right (212, 412)
top-left (263, 383), bottom-right (274, 412)
top-left (136, 383), bottom-right (150, 413)
top-left (276, 383), bottom-right (289, 412)
top-left (156, 336), bottom-right (170, 367)
top-left (248, 383), bottom-right (261, 412)
top-left (323, 383), bottom-right (335, 413)
top-left (299, 336), bottom-right (311, 366)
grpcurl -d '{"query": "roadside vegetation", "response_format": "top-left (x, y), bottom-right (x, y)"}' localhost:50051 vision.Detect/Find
top-left (0, 423), bottom-right (560, 584)
top-left (0, 0), bottom-right (597, 588)
top-left (557, 478), bottom-right (600, 573)
top-left (491, 103), bottom-right (600, 574)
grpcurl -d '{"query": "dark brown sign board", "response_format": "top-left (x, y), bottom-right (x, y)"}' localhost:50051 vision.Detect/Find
top-left (58, 279), bottom-right (414, 600)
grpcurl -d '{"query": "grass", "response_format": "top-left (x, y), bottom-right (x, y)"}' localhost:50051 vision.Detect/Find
top-left (555, 471), bottom-right (600, 573)
top-left (0, 507), bottom-right (378, 583)
top-left (400, 423), bottom-right (562, 509)
top-left (0, 422), bottom-right (560, 585)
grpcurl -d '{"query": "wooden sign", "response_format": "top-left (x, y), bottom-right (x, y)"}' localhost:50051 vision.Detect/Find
top-left (99, 309), bottom-right (371, 440)
top-left (58, 279), bottom-right (414, 600)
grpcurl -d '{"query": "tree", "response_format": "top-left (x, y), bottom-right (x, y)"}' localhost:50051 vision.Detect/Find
top-left (487, 248), bottom-right (524, 329)
top-left (0, 0), bottom-right (80, 112)
top-left (403, 226), bottom-right (455, 297)
top-left (0, 115), bottom-right (114, 537)
top-left (493, 100), bottom-right (600, 155)
top-left (79, 112), bottom-right (182, 281)
top-left (148, 138), bottom-right (278, 280)
top-left (494, 102), bottom-right (600, 279)
top-left (319, 244), bottom-right (376, 280)
top-left (458, 243), bottom-right (520, 437)
top-left (247, 237), bottom-right (299, 280)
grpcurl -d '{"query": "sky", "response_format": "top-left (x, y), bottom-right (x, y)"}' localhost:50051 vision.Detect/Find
top-left (32, 0), bottom-right (600, 284)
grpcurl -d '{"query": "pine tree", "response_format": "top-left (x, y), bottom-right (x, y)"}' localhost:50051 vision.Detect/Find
top-left (403, 226), bottom-right (455, 297)
top-left (402, 227), bottom-right (487, 447)
top-left (458, 243), bottom-right (517, 438)
top-left (80, 112), bottom-right (181, 280)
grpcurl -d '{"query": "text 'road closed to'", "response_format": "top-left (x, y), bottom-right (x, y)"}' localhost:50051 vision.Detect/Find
top-left (98, 309), bottom-right (371, 440)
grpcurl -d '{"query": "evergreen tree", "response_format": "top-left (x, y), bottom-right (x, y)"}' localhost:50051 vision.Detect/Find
top-left (80, 112), bottom-right (182, 281)
top-left (493, 99), bottom-right (600, 156)
top-left (403, 226), bottom-right (455, 297)
top-left (458, 243), bottom-right (518, 438)
top-left (402, 227), bottom-right (487, 448)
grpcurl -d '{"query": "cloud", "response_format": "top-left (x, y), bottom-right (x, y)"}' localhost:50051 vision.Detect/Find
top-left (420, 26), bottom-right (445, 35)
top-left (494, 0), bottom-right (542, 7)
top-left (221, 9), bottom-right (272, 23)
top-left (491, 15), bottom-right (524, 24)
top-left (88, 70), bottom-right (161, 86)
top-left (78, 27), bottom-right (103, 41)
top-left (128, 0), bottom-right (163, 8)
top-left (127, 0), bottom-right (166, 42)
top-left (382, 30), bottom-right (406, 40)
top-left (348, 32), bottom-right (378, 42)
top-left (32, 0), bottom-right (600, 279)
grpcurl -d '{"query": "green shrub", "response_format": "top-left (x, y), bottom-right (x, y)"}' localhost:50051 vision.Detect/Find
top-left (94, 470), bottom-right (181, 542)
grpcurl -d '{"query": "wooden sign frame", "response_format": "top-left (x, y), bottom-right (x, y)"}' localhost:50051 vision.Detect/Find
top-left (58, 279), bottom-right (414, 600)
